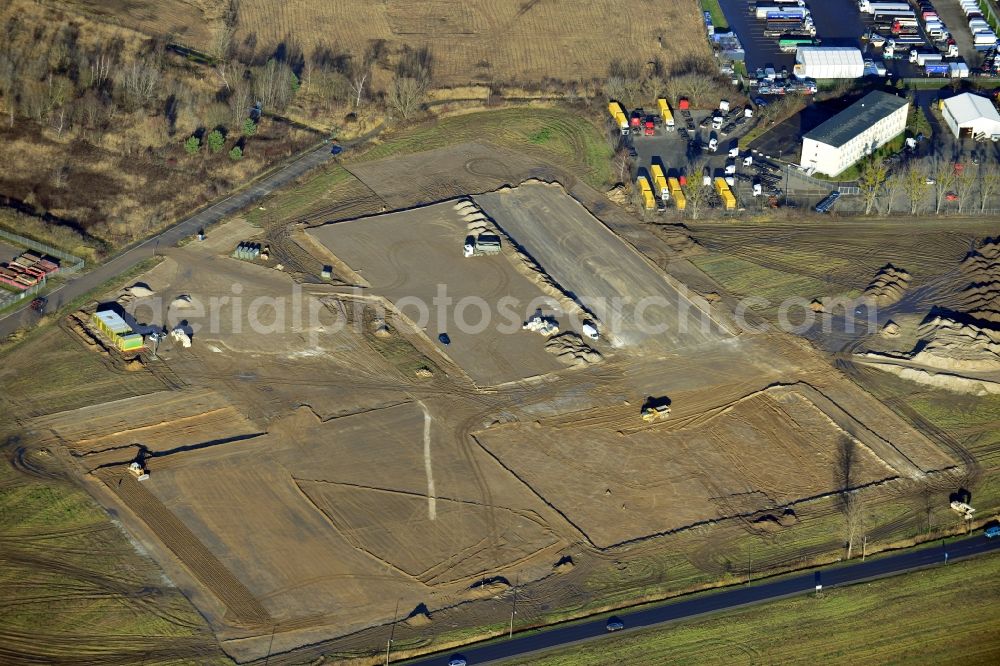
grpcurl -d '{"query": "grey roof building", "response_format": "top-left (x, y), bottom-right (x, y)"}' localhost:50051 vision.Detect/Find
top-left (800, 92), bottom-right (909, 177)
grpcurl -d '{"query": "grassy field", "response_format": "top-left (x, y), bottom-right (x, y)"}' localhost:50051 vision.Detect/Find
top-left (235, 0), bottom-right (706, 86)
top-left (511, 552), bottom-right (1000, 665)
top-left (689, 253), bottom-right (835, 316)
top-left (245, 163), bottom-right (363, 227)
top-left (700, 0), bottom-right (729, 30)
top-left (0, 450), bottom-right (225, 663)
top-left (360, 108), bottom-right (614, 188)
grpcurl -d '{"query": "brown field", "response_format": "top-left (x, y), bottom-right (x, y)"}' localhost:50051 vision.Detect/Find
top-left (236, 0), bottom-right (706, 85)
top-left (477, 385), bottom-right (898, 547)
top-left (6, 141), bottom-right (991, 665)
top-left (307, 198), bottom-right (569, 386)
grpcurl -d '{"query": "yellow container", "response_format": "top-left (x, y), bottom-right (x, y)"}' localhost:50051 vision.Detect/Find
top-left (650, 164), bottom-right (669, 199)
top-left (636, 176), bottom-right (656, 210)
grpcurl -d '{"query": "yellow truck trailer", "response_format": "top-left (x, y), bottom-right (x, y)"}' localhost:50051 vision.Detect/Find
top-left (650, 164), bottom-right (670, 200)
top-left (636, 175), bottom-right (656, 210)
top-left (668, 177), bottom-right (686, 211)
top-left (714, 177), bottom-right (737, 210)
top-left (608, 101), bottom-right (629, 134)
top-left (656, 98), bottom-right (675, 130)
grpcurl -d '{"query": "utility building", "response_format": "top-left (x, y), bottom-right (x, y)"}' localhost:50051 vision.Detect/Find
top-left (940, 93), bottom-right (1000, 141)
top-left (799, 91), bottom-right (909, 177)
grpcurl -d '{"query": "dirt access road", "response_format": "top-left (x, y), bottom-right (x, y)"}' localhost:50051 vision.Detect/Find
top-left (0, 142), bottom-right (337, 339)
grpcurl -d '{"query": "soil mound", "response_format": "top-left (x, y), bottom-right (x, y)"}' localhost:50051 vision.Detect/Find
top-left (911, 316), bottom-right (1000, 372)
top-left (606, 184), bottom-right (627, 205)
top-left (170, 294), bottom-right (194, 309)
top-left (553, 555), bottom-right (574, 573)
top-left (404, 603), bottom-right (432, 627)
top-left (127, 283), bottom-right (155, 298)
top-left (863, 264), bottom-right (911, 307)
top-left (870, 364), bottom-right (1000, 396)
top-left (956, 238), bottom-right (1000, 324)
top-left (544, 333), bottom-right (602, 367)
top-left (880, 320), bottom-right (900, 338)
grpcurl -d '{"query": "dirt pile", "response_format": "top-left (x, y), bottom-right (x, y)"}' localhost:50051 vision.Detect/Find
top-left (170, 295), bottom-right (194, 310)
top-left (606, 184), bottom-right (627, 205)
top-left (880, 321), bottom-right (900, 338)
top-left (910, 316), bottom-right (1000, 372)
top-left (956, 238), bottom-right (1000, 324)
top-left (553, 555), bottom-right (574, 573)
top-left (864, 264), bottom-right (911, 307)
top-left (867, 364), bottom-right (1000, 396)
top-left (544, 333), bottom-right (602, 367)
top-left (404, 604), bottom-right (432, 627)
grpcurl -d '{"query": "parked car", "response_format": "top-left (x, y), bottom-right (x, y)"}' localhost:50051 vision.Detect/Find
top-left (985, 525), bottom-right (1000, 538)
top-left (447, 657), bottom-right (467, 666)
top-left (438, 333), bottom-right (451, 345)
top-left (606, 618), bottom-right (625, 632)
top-left (29, 296), bottom-right (47, 312)
top-left (330, 144), bottom-right (343, 155)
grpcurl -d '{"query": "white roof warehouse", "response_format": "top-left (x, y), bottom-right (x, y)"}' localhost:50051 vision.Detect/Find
top-left (799, 91), bottom-right (909, 178)
top-left (940, 93), bottom-right (1000, 141)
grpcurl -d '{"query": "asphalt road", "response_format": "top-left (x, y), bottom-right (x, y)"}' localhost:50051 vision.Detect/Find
top-left (402, 534), bottom-right (1000, 665)
top-left (0, 142), bottom-right (335, 338)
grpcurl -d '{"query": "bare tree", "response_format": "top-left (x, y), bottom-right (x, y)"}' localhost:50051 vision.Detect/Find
top-left (979, 162), bottom-right (1000, 213)
top-left (883, 169), bottom-right (904, 214)
top-left (349, 39), bottom-right (386, 108)
top-left (931, 159), bottom-right (956, 215)
top-left (858, 157), bottom-right (888, 215)
top-left (611, 146), bottom-right (631, 184)
top-left (119, 59), bottom-right (162, 111)
top-left (902, 163), bottom-right (929, 215)
top-left (953, 167), bottom-right (975, 214)
top-left (388, 76), bottom-right (427, 119)
top-left (836, 437), bottom-right (864, 560)
top-left (388, 45), bottom-right (431, 119)
top-left (229, 76), bottom-right (253, 130)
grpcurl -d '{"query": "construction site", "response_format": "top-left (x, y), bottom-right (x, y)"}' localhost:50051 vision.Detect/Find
top-left (4, 138), bottom-right (994, 664)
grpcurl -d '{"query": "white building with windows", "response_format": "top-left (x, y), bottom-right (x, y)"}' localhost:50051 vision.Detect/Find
top-left (799, 91), bottom-right (909, 177)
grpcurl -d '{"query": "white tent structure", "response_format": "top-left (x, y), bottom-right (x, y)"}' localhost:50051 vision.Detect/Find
top-left (794, 47), bottom-right (864, 79)
top-left (941, 93), bottom-right (1000, 140)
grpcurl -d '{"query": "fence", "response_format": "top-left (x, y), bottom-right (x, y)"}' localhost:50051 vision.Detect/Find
top-left (0, 275), bottom-right (47, 311)
top-left (0, 229), bottom-right (84, 311)
top-left (0, 229), bottom-right (84, 274)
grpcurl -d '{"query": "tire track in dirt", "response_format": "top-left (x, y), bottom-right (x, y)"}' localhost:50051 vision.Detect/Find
top-left (97, 470), bottom-right (271, 627)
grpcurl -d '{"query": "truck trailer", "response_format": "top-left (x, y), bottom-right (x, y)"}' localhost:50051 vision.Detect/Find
top-left (650, 164), bottom-right (670, 201)
top-left (656, 98), bottom-right (675, 130)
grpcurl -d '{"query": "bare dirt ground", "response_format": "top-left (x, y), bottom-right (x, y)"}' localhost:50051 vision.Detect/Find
top-left (345, 142), bottom-right (559, 210)
top-left (306, 199), bottom-right (568, 386)
top-left (475, 182), bottom-right (732, 352)
top-left (5, 142), bottom-right (980, 665)
top-left (0, 240), bottom-right (20, 263)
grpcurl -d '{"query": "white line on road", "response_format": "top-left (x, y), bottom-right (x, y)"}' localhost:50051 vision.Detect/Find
top-left (419, 402), bottom-right (437, 520)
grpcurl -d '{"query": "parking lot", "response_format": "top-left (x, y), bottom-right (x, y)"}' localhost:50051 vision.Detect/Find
top-left (626, 102), bottom-right (782, 210)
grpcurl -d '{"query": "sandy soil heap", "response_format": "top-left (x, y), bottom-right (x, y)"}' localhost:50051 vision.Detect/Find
top-left (956, 238), bottom-right (1000, 324)
top-left (911, 316), bottom-right (1000, 372)
top-left (864, 264), bottom-right (911, 307)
